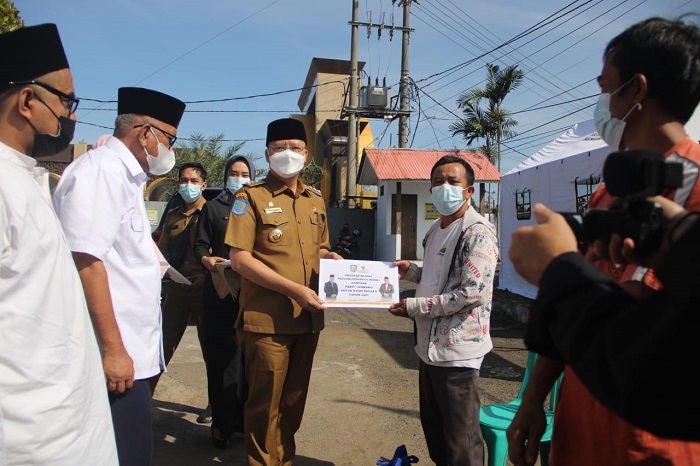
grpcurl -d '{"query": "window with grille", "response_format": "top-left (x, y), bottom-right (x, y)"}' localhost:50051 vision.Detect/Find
top-left (574, 174), bottom-right (602, 213)
top-left (515, 189), bottom-right (531, 220)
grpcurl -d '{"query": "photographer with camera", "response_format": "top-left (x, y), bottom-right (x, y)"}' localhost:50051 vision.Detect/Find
top-left (508, 196), bottom-right (700, 441)
top-left (506, 16), bottom-right (700, 466)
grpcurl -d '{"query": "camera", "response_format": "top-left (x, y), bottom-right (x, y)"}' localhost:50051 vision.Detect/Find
top-left (560, 150), bottom-right (683, 256)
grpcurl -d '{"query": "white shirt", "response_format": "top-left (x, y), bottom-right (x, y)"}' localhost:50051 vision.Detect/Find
top-left (53, 136), bottom-right (163, 379)
top-left (0, 142), bottom-right (118, 465)
top-left (415, 218), bottom-right (461, 299)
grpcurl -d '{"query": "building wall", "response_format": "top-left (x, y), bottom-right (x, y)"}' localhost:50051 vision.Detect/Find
top-left (375, 179), bottom-right (434, 261)
top-left (302, 60), bottom-right (375, 208)
top-left (357, 120), bottom-right (376, 208)
top-left (375, 181), bottom-right (397, 260)
top-left (315, 72), bottom-right (346, 206)
top-left (315, 73), bottom-right (345, 121)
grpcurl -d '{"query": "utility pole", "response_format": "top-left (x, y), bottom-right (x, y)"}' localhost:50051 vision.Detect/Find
top-left (346, 0), bottom-right (360, 207)
top-left (397, 0), bottom-right (411, 149)
top-left (345, 0), bottom-right (413, 208)
top-left (395, 0), bottom-right (412, 251)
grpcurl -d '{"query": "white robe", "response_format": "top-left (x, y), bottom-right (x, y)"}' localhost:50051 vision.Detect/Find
top-left (0, 142), bottom-right (118, 465)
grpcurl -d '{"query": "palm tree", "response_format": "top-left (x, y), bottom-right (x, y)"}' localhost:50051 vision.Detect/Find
top-left (449, 98), bottom-right (496, 160)
top-left (0, 0), bottom-right (24, 33)
top-left (450, 63), bottom-right (524, 216)
top-left (449, 92), bottom-right (497, 214)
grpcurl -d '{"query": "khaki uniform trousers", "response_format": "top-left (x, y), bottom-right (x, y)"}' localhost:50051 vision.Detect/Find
top-left (161, 279), bottom-right (205, 365)
top-left (238, 329), bottom-right (320, 466)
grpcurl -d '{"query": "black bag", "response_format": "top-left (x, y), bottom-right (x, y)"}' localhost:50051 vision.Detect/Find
top-left (164, 213), bottom-right (198, 271)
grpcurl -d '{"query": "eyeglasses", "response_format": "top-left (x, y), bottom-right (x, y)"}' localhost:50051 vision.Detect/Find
top-left (8, 80), bottom-right (80, 115)
top-left (133, 123), bottom-right (177, 148)
top-left (268, 143), bottom-right (306, 154)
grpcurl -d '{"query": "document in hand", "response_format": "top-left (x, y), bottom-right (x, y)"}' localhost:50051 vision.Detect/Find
top-left (319, 259), bottom-right (399, 308)
top-left (166, 266), bottom-right (192, 286)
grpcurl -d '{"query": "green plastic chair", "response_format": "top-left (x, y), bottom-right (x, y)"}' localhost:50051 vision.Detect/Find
top-left (480, 352), bottom-right (563, 466)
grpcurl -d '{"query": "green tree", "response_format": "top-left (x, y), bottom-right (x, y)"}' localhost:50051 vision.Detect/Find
top-left (450, 63), bottom-right (524, 214)
top-left (0, 0), bottom-right (23, 33)
top-left (449, 99), bottom-right (496, 161)
top-left (162, 133), bottom-right (263, 197)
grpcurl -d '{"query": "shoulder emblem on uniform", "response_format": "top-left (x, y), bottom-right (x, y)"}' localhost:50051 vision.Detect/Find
top-left (231, 193), bottom-right (249, 215)
top-left (246, 180), bottom-right (265, 188)
top-left (307, 186), bottom-right (322, 197)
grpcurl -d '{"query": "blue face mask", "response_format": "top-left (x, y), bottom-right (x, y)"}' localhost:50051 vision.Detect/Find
top-left (226, 176), bottom-right (250, 193)
top-left (431, 183), bottom-right (467, 216)
top-left (178, 183), bottom-right (202, 203)
top-left (593, 79), bottom-right (641, 151)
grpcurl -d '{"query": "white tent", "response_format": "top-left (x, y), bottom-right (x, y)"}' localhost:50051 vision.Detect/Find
top-left (498, 120), bottom-right (610, 298)
top-left (498, 110), bottom-right (700, 298)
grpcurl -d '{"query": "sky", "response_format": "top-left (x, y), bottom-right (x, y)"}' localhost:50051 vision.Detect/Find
top-left (17, 0), bottom-right (700, 175)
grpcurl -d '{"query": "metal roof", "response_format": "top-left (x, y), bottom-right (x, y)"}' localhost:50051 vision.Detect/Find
top-left (357, 148), bottom-right (501, 185)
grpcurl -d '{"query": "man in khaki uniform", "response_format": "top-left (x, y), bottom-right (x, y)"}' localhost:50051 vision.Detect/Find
top-left (151, 162), bottom-right (210, 421)
top-left (226, 118), bottom-right (341, 465)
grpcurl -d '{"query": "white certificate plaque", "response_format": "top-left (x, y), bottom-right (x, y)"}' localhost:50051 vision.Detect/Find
top-left (319, 259), bottom-right (399, 308)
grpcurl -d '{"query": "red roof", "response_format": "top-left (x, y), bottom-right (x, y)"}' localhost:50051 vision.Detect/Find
top-left (357, 148), bottom-right (501, 184)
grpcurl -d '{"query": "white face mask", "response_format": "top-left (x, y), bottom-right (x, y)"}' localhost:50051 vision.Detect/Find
top-left (268, 149), bottom-right (306, 179)
top-left (145, 128), bottom-right (176, 175)
top-left (593, 79), bottom-right (641, 151)
top-left (178, 183), bottom-right (202, 203)
top-left (226, 176), bottom-right (250, 193)
top-left (431, 183), bottom-right (467, 216)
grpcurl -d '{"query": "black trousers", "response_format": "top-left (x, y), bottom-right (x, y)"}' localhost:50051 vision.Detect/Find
top-left (109, 379), bottom-right (153, 466)
top-left (418, 361), bottom-right (484, 466)
top-left (203, 274), bottom-right (248, 438)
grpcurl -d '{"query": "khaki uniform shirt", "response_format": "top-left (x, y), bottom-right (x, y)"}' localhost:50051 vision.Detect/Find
top-left (158, 195), bottom-right (206, 278)
top-left (224, 176), bottom-right (330, 334)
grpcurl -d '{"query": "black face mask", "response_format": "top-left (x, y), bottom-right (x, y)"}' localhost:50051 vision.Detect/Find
top-left (31, 116), bottom-right (75, 158)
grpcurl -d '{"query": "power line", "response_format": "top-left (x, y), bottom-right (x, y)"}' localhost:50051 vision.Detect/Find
top-left (408, 0), bottom-right (650, 150)
top-left (80, 108), bottom-right (342, 114)
top-left (409, 0), bottom-right (602, 137)
top-left (415, 0), bottom-right (616, 110)
top-left (512, 94), bottom-right (597, 114)
top-left (76, 121), bottom-right (265, 143)
top-left (412, 0), bottom-right (592, 87)
top-left (132, 0), bottom-right (284, 86)
top-left (78, 80), bottom-right (348, 105)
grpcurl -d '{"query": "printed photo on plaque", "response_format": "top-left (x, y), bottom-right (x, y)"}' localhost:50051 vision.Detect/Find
top-left (319, 259), bottom-right (399, 309)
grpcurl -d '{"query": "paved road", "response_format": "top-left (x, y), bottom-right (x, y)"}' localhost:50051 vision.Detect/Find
top-left (152, 294), bottom-right (536, 465)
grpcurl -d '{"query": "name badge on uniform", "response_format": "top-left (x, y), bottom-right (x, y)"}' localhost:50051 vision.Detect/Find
top-left (264, 207), bottom-right (283, 214)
